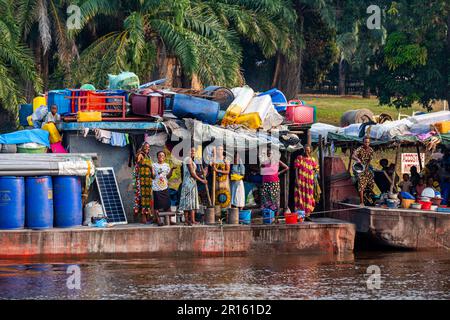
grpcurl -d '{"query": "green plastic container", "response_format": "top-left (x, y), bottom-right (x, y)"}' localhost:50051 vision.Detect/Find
top-left (17, 146), bottom-right (48, 154)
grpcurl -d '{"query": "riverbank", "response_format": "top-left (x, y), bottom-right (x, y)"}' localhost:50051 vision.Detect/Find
top-left (0, 218), bottom-right (355, 258)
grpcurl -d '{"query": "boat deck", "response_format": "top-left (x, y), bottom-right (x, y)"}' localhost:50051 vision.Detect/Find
top-left (0, 218), bottom-right (355, 258)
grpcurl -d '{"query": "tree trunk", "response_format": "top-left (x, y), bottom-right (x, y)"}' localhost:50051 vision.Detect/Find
top-left (338, 57), bottom-right (346, 96)
top-left (191, 73), bottom-right (202, 90)
top-left (271, 53), bottom-right (282, 88)
top-left (42, 49), bottom-right (49, 92)
top-left (362, 66), bottom-right (371, 98)
top-left (447, 12), bottom-right (450, 108)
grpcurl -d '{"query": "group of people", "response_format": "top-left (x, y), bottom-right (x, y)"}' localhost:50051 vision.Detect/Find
top-left (352, 135), bottom-right (450, 205)
top-left (132, 142), bottom-right (320, 226)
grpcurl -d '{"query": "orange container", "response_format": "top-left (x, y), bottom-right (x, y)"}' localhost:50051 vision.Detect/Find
top-left (285, 213), bottom-right (298, 225)
top-left (435, 121), bottom-right (450, 134)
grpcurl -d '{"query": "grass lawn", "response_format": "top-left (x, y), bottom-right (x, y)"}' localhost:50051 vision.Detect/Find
top-left (300, 95), bottom-right (435, 126)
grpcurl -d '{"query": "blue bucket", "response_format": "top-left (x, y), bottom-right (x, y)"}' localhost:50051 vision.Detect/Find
top-left (239, 210), bottom-right (251, 225)
top-left (262, 209), bottom-right (275, 224)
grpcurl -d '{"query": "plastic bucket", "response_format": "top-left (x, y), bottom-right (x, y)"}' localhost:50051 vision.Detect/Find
top-left (419, 201), bottom-right (432, 210)
top-left (239, 210), bottom-right (251, 225)
top-left (227, 208), bottom-right (239, 225)
top-left (401, 199), bottom-right (415, 209)
top-left (263, 209), bottom-right (275, 224)
top-left (285, 213), bottom-right (298, 225)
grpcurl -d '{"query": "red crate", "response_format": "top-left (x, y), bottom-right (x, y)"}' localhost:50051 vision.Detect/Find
top-left (129, 89), bottom-right (164, 117)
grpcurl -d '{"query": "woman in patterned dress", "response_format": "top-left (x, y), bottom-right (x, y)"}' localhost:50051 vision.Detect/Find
top-left (133, 142), bottom-right (154, 224)
top-left (179, 147), bottom-right (208, 225)
top-left (213, 145), bottom-right (231, 209)
top-left (352, 136), bottom-right (375, 205)
top-left (294, 145), bottom-right (319, 219)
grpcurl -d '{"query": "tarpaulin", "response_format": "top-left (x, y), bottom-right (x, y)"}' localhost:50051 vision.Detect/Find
top-left (0, 129), bottom-right (50, 147)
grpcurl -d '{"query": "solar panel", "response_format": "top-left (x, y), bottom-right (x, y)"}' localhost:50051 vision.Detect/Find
top-left (96, 167), bottom-right (128, 225)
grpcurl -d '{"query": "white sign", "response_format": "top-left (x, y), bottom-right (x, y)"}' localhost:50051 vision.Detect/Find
top-left (401, 153), bottom-right (425, 174)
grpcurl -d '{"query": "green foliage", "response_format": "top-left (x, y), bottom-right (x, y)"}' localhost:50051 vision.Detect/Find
top-left (0, 0), bottom-right (41, 117)
top-left (384, 32), bottom-right (427, 70)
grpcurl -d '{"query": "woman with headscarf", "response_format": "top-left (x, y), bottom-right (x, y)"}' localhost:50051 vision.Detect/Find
top-left (179, 147), bottom-right (208, 225)
top-left (133, 142), bottom-right (154, 224)
top-left (352, 136), bottom-right (375, 206)
top-left (294, 145), bottom-right (319, 219)
top-left (230, 151), bottom-right (246, 210)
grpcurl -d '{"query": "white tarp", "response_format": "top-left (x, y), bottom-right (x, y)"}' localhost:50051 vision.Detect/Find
top-left (58, 160), bottom-right (95, 176)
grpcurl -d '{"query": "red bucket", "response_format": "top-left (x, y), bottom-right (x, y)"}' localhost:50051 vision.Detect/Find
top-left (419, 201), bottom-right (432, 210)
top-left (285, 213), bottom-right (298, 225)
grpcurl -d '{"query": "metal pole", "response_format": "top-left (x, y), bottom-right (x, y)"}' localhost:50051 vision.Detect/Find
top-left (416, 144), bottom-right (423, 172)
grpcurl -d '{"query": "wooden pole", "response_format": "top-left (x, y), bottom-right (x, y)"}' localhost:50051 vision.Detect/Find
top-left (284, 150), bottom-right (291, 211)
top-left (212, 147), bottom-right (216, 206)
top-left (319, 135), bottom-right (326, 212)
top-left (390, 145), bottom-right (401, 194)
top-left (348, 146), bottom-right (354, 173)
top-left (416, 144), bottom-right (423, 171)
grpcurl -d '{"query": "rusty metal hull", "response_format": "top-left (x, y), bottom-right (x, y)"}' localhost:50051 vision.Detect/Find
top-left (330, 203), bottom-right (450, 250)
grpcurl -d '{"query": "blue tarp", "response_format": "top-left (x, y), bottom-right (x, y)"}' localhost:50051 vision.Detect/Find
top-left (0, 129), bottom-right (50, 147)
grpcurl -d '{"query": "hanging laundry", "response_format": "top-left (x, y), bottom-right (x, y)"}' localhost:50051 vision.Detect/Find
top-left (110, 132), bottom-right (128, 147)
top-left (94, 129), bottom-right (111, 144)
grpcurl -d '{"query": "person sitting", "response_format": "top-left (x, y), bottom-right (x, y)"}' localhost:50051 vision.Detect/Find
top-left (43, 104), bottom-right (61, 125)
top-left (379, 159), bottom-right (389, 172)
top-left (415, 177), bottom-right (426, 197)
top-left (426, 177), bottom-right (440, 193)
top-left (399, 173), bottom-right (413, 193)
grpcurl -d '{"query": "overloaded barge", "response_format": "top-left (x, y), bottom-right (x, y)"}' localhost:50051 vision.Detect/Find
top-left (0, 79), bottom-right (355, 258)
top-left (319, 125), bottom-right (450, 250)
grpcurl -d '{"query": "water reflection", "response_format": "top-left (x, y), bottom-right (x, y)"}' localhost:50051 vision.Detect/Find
top-left (0, 251), bottom-right (448, 300)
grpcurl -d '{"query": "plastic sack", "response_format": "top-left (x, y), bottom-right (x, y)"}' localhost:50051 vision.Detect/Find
top-left (31, 105), bottom-right (48, 122)
top-left (108, 72), bottom-right (140, 90)
top-left (84, 201), bottom-right (104, 226)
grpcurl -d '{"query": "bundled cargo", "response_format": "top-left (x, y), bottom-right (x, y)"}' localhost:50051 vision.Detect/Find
top-left (172, 94), bottom-right (220, 125)
top-left (221, 86), bottom-right (254, 126)
top-left (108, 72), bottom-right (140, 90)
top-left (129, 88), bottom-right (164, 117)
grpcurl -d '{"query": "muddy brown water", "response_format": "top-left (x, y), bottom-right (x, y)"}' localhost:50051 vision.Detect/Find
top-left (0, 251), bottom-right (448, 300)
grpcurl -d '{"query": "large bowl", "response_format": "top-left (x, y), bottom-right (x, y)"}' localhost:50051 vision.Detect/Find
top-left (353, 162), bottom-right (365, 174)
top-left (421, 188), bottom-right (436, 198)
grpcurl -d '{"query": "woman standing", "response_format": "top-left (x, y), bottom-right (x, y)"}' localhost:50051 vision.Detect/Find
top-left (230, 152), bottom-right (246, 210)
top-left (179, 147), bottom-right (208, 225)
top-left (151, 151), bottom-right (174, 226)
top-left (294, 145), bottom-right (319, 219)
top-left (260, 149), bottom-right (289, 214)
top-left (213, 145), bottom-right (231, 209)
top-left (352, 136), bottom-right (375, 205)
top-left (133, 142), bottom-right (153, 224)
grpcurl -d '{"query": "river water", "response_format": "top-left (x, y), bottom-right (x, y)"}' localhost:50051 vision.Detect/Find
top-left (0, 251), bottom-right (448, 300)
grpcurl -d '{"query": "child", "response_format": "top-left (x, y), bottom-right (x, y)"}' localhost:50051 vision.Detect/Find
top-left (151, 151), bottom-right (174, 226)
top-left (399, 173), bottom-right (413, 193)
top-left (415, 177), bottom-right (426, 197)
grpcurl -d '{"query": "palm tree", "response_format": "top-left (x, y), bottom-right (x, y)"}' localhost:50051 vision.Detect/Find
top-left (72, 0), bottom-right (296, 89)
top-left (16, 0), bottom-right (78, 90)
top-left (0, 0), bottom-right (42, 118)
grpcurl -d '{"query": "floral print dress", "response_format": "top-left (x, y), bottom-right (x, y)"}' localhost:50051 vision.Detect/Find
top-left (294, 156), bottom-right (319, 215)
top-left (354, 146), bottom-right (375, 193)
top-left (133, 154), bottom-right (153, 217)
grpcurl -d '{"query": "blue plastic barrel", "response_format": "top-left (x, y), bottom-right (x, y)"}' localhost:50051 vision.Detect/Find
top-left (53, 176), bottom-right (82, 228)
top-left (0, 177), bottom-right (25, 229)
top-left (239, 210), bottom-right (251, 225)
top-left (258, 88), bottom-right (288, 112)
top-left (47, 89), bottom-right (72, 114)
top-left (172, 94), bottom-right (220, 125)
top-left (262, 209), bottom-right (275, 224)
top-left (25, 176), bottom-right (53, 229)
